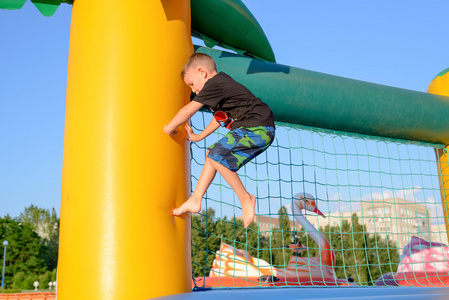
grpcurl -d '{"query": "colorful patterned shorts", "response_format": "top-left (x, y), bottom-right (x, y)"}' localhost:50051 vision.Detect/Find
top-left (207, 126), bottom-right (275, 171)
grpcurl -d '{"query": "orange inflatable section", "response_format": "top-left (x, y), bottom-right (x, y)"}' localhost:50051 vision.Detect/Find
top-left (0, 293), bottom-right (55, 300)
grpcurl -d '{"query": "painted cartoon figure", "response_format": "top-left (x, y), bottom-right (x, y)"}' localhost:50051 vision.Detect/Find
top-left (194, 193), bottom-right (354, 288)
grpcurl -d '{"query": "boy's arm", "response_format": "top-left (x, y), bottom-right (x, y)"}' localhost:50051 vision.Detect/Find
top-left (164, 101), bottom-right (204, 135)
top-left (186, 118), bottom-right (220, 142)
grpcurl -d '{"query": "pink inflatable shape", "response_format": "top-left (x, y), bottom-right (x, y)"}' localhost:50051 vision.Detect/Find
top-left (398, 236), bottom-right (449, 273)
top-left (375, 236), bottom-right (449, 287)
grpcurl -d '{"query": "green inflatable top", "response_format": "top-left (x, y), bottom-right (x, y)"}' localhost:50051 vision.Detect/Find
top-left (0, 0), bottom-right (276, 62)
top-left (196, 46), bottom-right (449, 145)
top-left (191, 0), bottom-right (275, 62)
top-left (434, 67), bottom-right (449, 79)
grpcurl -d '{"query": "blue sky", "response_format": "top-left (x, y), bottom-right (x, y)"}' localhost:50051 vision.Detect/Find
top-left (1, 0), bottom-right (448, 218)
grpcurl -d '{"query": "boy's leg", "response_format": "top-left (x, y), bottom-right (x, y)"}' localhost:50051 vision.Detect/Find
top-left (206, 157), bottom-right (256, 228)
top-left (174, 127), bottom-right (273, 222)
top-left (173, 152), bottom-right (217, 216)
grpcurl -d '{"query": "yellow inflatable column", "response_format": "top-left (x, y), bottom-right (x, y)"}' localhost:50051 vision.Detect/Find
top-left (428, 68), bottom-right (449, 242)
top-left (58, 0), bottom-right (192, 299)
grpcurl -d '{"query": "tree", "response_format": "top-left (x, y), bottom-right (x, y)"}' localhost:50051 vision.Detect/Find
top-left (18, 205), bottom-right (59, 241)
top-left (191, 208), bottom-right (260, 278)
top-left (259, 206), bottom-right (292, 269)
top-left (364, 232), bottom-right (399, 285)
top-left (1, 206), bottom-right (60, 290)
top-left (18, 205), bottom-right (60, 271)
top-left (327, 216), bottom-right (368, 284)
top-left (0, 215), bottom-right (47, 289)
top-left (191, 208), bottom-right (220, 278)
top-left (317, 214), bottom-right (399, 285)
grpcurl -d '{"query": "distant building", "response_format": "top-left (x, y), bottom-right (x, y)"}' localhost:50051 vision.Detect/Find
top-left (250, 215), bottom-right (299, 234)
top-left (430, 223), bottom-right (449, 245)
top-left (358, 198), bottom-right (431, 250)
top-left (242, 198), bottom-right (441, 251)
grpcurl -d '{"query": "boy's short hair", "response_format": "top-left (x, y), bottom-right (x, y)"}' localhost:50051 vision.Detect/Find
top-left (181, 53), bottom-right (217, 78)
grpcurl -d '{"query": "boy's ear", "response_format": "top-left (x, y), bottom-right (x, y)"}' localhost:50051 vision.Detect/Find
top-left (197, 66), bottom-right (208, 78)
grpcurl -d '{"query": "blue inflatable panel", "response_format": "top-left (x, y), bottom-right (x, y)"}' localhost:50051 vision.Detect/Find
top-left (152, 287), bottom-right (449, 300)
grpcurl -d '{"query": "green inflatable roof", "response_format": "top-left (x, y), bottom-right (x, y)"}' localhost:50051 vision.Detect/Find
top-left (195, 46), bottom-right (449, 145)
top-left (191, 0), bottom-right (275, 62)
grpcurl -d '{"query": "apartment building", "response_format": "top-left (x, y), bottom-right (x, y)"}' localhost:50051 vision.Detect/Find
top-left (245, 198), bottom-right (439, 250)
top-left (430, 223), bottom-right (449, 245)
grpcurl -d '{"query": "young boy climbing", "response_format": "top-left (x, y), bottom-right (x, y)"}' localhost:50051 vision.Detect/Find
top-left (164, 53), bottom-right (275, 228)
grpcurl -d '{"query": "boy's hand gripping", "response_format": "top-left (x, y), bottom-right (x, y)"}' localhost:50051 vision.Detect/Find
top-left (185, 124), bottom-right (202, 142)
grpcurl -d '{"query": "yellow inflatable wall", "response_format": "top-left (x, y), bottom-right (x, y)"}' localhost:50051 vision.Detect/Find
top-left (57, 0), bottom-right (193, 299)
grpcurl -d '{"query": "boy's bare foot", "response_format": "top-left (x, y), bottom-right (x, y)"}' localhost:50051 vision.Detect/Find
top-left (173, 196), bottom-right (202, 216)
top-left (241, 193), bottom-right (256, 228)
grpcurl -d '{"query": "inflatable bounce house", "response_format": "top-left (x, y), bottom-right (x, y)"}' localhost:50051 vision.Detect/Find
top-left (1, 0), bottom-right (449, 299)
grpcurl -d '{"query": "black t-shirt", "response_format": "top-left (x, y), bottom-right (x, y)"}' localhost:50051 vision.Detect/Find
top-left (193, 72), bottom-right (275, 130)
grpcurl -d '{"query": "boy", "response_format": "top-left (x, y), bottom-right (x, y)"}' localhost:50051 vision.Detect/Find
top-left (164, 53), bottom-right (275, 228)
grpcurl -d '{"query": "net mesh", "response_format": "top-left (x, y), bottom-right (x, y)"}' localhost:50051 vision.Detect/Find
top-left (190, 111), bottom-right (449, 288)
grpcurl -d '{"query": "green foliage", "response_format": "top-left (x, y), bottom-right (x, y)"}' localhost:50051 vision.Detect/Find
top-left (18, 205), bottom-right (60, 272)
top-left (191, 208), bottom-right (221, 278)
top-left (0, 215), bottom-right (46, 288)
top-left (191, 208), bottom-right (260, 278)
top-left (299, 214), bottom-right (399, 286)
top-left (18, 205), bottom-right (59, 241)
top-left (259, 206), bottom-right (292, 269)
top-left (1, 205), bottom-right (59, 290)
top-left (20, 273), bottom-right (38, 290)
top-left (364, 232), bottom-right (400, 284)
top-left (0, 289), bottom-right (22, 293)
top-left (11, 271), bottom-right (26, 289)
top-left (38, 270), bottom-right (54, 290)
